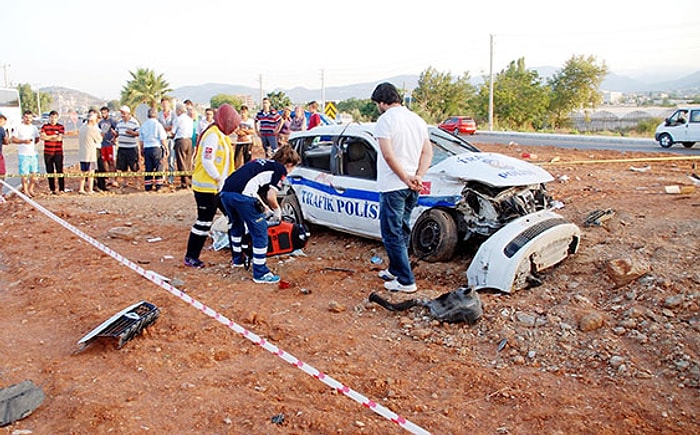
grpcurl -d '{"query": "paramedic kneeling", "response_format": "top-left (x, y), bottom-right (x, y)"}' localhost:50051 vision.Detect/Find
top-left (219, 146), bottom-right (301, 284)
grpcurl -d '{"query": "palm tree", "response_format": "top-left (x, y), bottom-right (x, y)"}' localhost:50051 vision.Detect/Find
top-left (120, 68), bottom-right (173, 109)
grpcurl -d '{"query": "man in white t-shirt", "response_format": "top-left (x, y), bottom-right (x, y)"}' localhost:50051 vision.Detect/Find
top-left (371, 82), bottom-right (432, 294)
top-left (11, 110), bottom-right (41, 197)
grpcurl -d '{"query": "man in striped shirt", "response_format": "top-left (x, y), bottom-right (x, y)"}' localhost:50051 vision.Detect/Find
top-left (115, 105), bottom-right (140, 187)
top-left (40, 111), bottom-right (66, 194)
top-left (254, 97), bottom-right (281, 158)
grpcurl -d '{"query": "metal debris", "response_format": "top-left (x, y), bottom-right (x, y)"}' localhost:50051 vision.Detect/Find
top-left (76, 301), bottom-right (160, 351)
top-left (583, 209), bottom-right (615, 227)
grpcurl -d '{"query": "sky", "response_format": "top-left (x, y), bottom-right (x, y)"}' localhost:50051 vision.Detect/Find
top-left (2, 0), bottom-right (699, 101)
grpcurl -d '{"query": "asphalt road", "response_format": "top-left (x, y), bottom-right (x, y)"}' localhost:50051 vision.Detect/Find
top-left (467, 130), bottom-right (699, 155)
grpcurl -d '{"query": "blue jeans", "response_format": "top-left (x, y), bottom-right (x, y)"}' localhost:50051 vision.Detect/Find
top-left (143, 147), bottom-right (164, 191)
top-left (379, 189), bottom-right (418, 286)
top-left (219, 191), bottom-right (271, 279)
top-left (261, 135), bottom-right (278, 155)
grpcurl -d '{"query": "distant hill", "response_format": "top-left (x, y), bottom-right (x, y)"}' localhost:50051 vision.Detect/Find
top-left (41, 69), bottom-right (700, 113)
top-left (172, 75), bottom-right (421, 105)
top-left (39, 86), bottom-right (107, 114)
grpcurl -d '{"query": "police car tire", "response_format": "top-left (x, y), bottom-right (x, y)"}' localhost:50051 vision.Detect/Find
top-left (410, 209), bottom-right (458, 263)
top-left (280, 193), bottom-right (304, 224)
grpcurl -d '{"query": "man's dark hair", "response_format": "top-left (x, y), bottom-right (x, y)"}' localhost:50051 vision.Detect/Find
top-left (371, 82), bottom-right (402, 105)
top-left (100, 106), bottom-right (109, 112)
top-left (184, 99), bottom-right (193, 105)
top-left (23, 110), bottom-right (33, 116)
top-left (49, 110), bottom-right (58, 116)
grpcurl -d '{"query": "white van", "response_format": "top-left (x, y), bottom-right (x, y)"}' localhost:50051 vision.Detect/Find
top-left (654, 106), bottom-right (700, 148)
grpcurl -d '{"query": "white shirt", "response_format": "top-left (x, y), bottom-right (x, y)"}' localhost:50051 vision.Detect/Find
top-left (197, 118), bottom-right (213, 136)
top-left (374, 105), bottom-right (429, 192)
top-left (14, 123), bottom-right (40, 156)
top-left (173, 113), bottom-right (194, 140)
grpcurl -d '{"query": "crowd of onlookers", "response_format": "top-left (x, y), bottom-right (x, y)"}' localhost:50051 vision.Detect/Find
top-left (0, 98), bottom-right (324, 198)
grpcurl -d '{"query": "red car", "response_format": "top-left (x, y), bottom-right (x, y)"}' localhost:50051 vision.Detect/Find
top-left (438, 116), bottom-right (477, 135)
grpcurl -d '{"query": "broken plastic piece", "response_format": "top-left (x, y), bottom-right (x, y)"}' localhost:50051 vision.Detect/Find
top-left (0, 380), bottom-right (45, 427)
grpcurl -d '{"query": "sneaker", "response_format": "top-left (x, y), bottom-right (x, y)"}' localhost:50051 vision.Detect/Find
top-left (253, 272), bottom-right (280, 284)
top-left (378, 269), bottom-right (397, 281)
top-left (231, 261), bottom-right (245, 268)
top-left (184, 256), bottom-right (205, 268)
top-left (384, 279), bottom-right (417, 293)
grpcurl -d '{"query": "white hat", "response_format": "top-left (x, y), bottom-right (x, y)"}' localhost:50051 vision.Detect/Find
top-left (120, 105), bottom-right (131, 114)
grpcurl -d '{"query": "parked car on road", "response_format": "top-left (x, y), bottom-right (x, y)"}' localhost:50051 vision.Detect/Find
top-left (655, 106), bottom-right (700, 148)
top-left (279, 124), bottom-right (580, 292)
top-left (438, 116), bottom-right (477, 135)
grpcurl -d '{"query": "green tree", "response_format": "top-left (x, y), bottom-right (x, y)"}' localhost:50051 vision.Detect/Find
top-left (17, 83), bottom-right (52, 115)
top-left (210, 94), bottom-right (244, 109)
top-left (107, 99), bottom-right (121, 111)
top-left (120, 68), bottom-right (172, 109)
top-left (266, 91), bottom-right (292, 111)
top-left (548, 55), bottom-right (608, 129)
top-left (411, 67), bottom-right (476, 124)
top-left (475, 58), bottom-right (549, 130)
top-left (337, 98), bottom-right (376, 122)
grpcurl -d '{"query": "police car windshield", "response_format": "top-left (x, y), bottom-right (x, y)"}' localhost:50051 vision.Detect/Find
top-left (428, 127), bottom-right (481, 166)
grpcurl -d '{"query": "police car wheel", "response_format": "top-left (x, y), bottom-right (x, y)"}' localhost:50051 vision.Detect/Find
top-left (280, 194), bottom-right (303, 224)
top-left (410, 209), bottom-right (458, 263)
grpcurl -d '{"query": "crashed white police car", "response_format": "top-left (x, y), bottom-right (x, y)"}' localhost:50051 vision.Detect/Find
top-left (279, 123), bottom-right (580, 293)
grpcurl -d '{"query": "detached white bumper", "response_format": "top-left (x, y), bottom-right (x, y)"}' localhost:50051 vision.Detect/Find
top-left (466, 210), bottom-right (580, 293)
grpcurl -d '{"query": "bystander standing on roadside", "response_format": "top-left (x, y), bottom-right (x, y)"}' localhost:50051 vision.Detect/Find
top-left (98, 106), bottom-right (119, 188)
top-left (197, 107), bottom-right (214, 137)
top-left (219, 145), bottom-right (301, 284)
top-left (0, 114), bottom-right (8, 200)
top-left (11, 111), bottom-right (40, 197)
top-left (173, 103), bottom-right (194, 189)
top-left (371, 82), bottom-right (432, 293)
top-left (277, 107), bottom-right (292, 146)
top-left (158, 97), bottom-right (176, 185)
top-left (77, 110), bottom-right (101, 194)
top-left (40, 110), bottom-right (66, 194)
top-left (234, 105), bottom-right (255, 168)
top-left (184, 104), bottom-right (240, 268)
top-left (290, 105), bottom-right (306, 133)
top-left (307, 100), bottom-right (321, 130)
top-left (254, 97), bottom-right (280, 158)
top-left (184, 99), bottom-right (199, 148)
top-left (138, 107), bottom-right (168, 192)
top-left (115, 105), bottom-right (140, 188)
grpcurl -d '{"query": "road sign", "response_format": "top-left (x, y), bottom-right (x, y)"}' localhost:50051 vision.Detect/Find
top-left (324, 101), bottom-right (337, 120)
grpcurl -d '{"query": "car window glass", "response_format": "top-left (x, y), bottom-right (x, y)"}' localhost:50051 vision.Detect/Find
top-left (429, 128), bottom-right (480, 165)
top-left (690, 110), bottom-right (700, 123)
top-left (341, 138), bottom-right (377, 180)
top-left (300, 136), bottom-right (334, 172)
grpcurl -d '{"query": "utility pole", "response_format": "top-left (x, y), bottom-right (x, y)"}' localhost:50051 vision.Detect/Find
top-left (258, 74), bottom-right (263, 108)
top-left (321, 69), bottom-right (325, 112)
top-left (488, 34), bottom-right (494, 131)
top-left (1, 64), bottom-right (10, 88)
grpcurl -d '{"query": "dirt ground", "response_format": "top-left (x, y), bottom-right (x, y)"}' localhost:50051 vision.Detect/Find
top-left (0, 141), bottom-right (698, 434)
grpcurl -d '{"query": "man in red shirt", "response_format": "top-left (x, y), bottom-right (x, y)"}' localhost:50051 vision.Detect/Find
top-left (40, 110), bottom-right (66, 194)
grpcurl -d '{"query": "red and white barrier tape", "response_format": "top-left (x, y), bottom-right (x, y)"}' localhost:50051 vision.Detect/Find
top-left (0, 181), bottom-right (431, 435)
